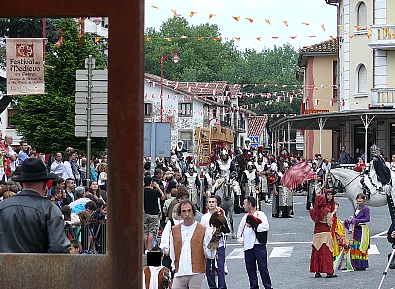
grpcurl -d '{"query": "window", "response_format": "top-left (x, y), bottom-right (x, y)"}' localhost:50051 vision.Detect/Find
top-left (179, 130), bottom-right (193, 152)
top-left (357, 64), bottom-right (367, 94)
top-left (7, 109), bottom-right (17, 129)
top-left (178, 103), bottom-right (192, 116)
top-left (356, 2), bottom-right (367, 29)
top-left (144, 103), bottom-right (152, 116)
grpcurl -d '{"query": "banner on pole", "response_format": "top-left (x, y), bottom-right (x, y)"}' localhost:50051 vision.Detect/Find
top-left (6, 38), bottom-right (44, 95)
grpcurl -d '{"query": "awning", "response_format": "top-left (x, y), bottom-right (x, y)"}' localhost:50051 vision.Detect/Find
top-left (270, 109), bottom-right (395, 131)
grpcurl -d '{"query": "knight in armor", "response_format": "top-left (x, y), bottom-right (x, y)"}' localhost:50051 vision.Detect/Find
top-left (254, 153), bottom-right (270, 203)
top-left (272, 163), bottom-right (293, 218)
top-left (182, 164), bottom-right (201, 209)
top-left (241, 162), bottom-right (260, 210)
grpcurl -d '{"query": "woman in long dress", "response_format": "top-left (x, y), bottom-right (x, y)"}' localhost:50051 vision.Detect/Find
top-left (344, 193), bottom-right (370, 270)
top-left (309, 194), bottom-right (337, 278)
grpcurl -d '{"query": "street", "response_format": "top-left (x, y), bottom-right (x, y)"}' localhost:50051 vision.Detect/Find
top-left (203, 195), bottom-right (395, 289)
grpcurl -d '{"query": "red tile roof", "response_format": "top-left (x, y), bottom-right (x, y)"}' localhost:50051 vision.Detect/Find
top-left (248, 115), bottom-right (268, 137)
top-left (301, 38), bottom-right (338, 53)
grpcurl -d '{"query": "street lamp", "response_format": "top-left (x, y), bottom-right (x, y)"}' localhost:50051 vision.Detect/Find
top-left (160, 49), bottom-right (179, 122)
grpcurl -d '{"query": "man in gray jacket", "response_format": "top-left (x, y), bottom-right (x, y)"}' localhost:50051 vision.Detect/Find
top-left (0, 158), bottom-right (70, 253)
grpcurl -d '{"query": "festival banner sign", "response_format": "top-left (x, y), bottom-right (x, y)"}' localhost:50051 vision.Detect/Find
top-left (6, 38), bottom-right (44, 95)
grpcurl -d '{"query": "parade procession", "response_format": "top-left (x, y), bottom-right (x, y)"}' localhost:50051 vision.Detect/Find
top-left (4, 0), bottom-right (395, 288)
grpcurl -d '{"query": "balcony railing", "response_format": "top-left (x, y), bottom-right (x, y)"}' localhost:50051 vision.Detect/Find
top-left (369, 25), bottom-right (395, 50)
top-left (371, 88), bottom-right (395, 107)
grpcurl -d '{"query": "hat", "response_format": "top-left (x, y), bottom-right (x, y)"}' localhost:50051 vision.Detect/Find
top-left (13, 158), bottom-right (58, 183)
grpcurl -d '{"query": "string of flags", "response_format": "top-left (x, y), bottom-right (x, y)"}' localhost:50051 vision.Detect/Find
top-left (147, 6), bottom-right (389, 41)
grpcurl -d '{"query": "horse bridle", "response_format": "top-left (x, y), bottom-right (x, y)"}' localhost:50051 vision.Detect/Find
top-left (327, 171), bottom-right (360, 190)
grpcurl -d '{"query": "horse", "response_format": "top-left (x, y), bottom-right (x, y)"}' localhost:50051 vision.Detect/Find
top-left (328, 168), bottom-right (395, 220)
top-left (212, 173), bottom-right (241, 238)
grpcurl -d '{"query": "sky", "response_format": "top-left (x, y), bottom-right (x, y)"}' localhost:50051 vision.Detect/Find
top-left (145, 0), bottom-right (338, 52)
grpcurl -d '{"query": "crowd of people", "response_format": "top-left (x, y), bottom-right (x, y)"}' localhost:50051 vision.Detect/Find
top-left (0, 131), bottom-right (108, 255)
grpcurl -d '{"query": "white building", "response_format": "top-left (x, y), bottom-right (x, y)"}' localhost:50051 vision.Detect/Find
top-left (144, 73), bottom-right (255, 154)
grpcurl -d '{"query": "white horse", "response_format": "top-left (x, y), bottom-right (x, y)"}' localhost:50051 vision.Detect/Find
top-left (329, 168), bottom-right (395, 210)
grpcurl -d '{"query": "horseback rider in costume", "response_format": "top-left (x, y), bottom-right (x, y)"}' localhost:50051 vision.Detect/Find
top-left (254, 151), bottom-right (270, 204)
top-left (183, 164), bottom-right (201, 209)
top-left (241, 162), bottom-right (260, 210)
top-left (360, 144), bottom-right (392, 198)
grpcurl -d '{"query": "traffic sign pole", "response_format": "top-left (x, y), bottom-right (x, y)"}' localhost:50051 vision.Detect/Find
top-left (85, 55), bottom-right (95, 185)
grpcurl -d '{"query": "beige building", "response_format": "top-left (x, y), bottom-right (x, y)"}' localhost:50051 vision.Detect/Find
top-left (297, 38), bottom-right (338, 160)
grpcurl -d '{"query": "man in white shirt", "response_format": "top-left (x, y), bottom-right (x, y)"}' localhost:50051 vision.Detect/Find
top-left (237, 196), bottom-right (273, 289)
top-left (200, 196), bottom-right (228, 289)
top-left (50, 152), bottom-right (68, 180)
top-left (170, 199), bottom-right (216, 289)
top-left (4, 135), bottom-right (17, 173)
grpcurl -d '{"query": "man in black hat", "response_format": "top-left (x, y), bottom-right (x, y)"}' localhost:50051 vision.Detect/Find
top-left (0, 158), bottom-right (71, 253)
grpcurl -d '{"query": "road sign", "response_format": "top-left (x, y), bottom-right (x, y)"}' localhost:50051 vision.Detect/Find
top-left (75, 69), bottom-right (108, 137)
top-left (249, 136), bottom-right (259, 147)
top-left (144, 122), bottom-right (171, 157)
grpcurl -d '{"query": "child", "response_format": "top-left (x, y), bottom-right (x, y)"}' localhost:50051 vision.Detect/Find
top-left (143, 246), bottom-right (171, 289)
top-left (69, 239), bottom-right (81, 254)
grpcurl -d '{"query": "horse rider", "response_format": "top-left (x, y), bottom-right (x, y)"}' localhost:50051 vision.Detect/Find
top-left (255, 153), bottom-right (270, 204)
top-left (241, 162), bottom-right (260, 210)
top-left (183, 164), bottom-right (201, 209)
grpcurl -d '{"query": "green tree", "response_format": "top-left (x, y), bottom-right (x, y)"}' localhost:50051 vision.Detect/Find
top-left (145, 17), bottom-right (241, 82)
top-left (11, 18), bottom-right (107, 155)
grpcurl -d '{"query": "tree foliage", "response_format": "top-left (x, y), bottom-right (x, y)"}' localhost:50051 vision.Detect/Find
top-left (144, 17), bottom-right (302, 123)
top-left (11, 18), bottom-right (107, 155)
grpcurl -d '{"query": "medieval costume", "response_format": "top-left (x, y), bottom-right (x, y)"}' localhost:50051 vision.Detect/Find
top-left (271, 170), bottom-right (293, 218)
top-left (183, 165), bottom-right (201, 208)
top-left (241, 162), bottom-right (260, 209)
top-left (309, 194), bottom-right (337, 278)
top-left (344, 194), bottom-right (370, 270)
top-left (255, 154), bottom-right (270, 204)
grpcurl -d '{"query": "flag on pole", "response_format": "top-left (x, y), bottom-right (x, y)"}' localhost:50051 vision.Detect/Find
top-left (280, 162), bottom-right (320, 189)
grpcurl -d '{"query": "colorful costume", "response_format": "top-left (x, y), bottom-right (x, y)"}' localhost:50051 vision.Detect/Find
top-left (344, 204), bottom-right (370, 270)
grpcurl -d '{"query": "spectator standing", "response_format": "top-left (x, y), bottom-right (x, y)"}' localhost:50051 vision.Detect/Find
top-left (0, 158), bottom-right (70, 252)
top-left (17, 141), bottom-right (29, 166)
top-left (338, 146), bottom-right (352, 164)
top-left (144, 176), bottom-right (165, 253)
top-left (237, 196), bottom-right (273, 289)
top-left (50, 152), bottom-right (67, 179)
top-left (63, 152), bottom-right (75, 180)
top-left (4, 135), bottom-right (17, 177)
top-left (63, 178), bottom-right (76, 206)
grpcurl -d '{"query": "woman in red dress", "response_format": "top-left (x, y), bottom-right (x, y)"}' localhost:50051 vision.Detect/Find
top-left (309, 194), bottom-right (337, 278)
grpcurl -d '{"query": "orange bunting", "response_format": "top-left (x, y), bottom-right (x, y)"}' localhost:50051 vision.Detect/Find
top-left (321, 24), bottom-right (326, 31)
top-left (349, 35), bottom-right (354, 39)
top-left (289, 36), bottom-right (297, 39)
top-left (190, 11), bottom-right (197, 17)
top-left (367, 34), bottom-right (372, 39)
top-left (232, 16), bottom-right (240, 21)
top-left (308, 35), bottom-right (317, 38)
top-left (354, 25), bottom-right (362, 31)
top-left (145, 37), bottom-right (152, 41)
top-left (246, 17), bottom-right (254, 23)
top-left (330, 35), bottom-right (336, 39)
top-left (390, 34), bottom-right (395, 39)
top-left (164, 37), bottom-right (172, 41)
top-left (265, 19), bottom-right (271, 25)
top-left (257, 37), bottom-right (261, 41)
top-left (209, 14), bottom-right (216, 19)
top-left (302, 22), bottom-right (309, 25)
top-left (151, 5), bottom-right (158, 9)
top-left (234, 37), bottom-right (241, 41)
top-left (367, 27), bottom-right (373, 33)
top-left (180, 35), bottom-right (188, 39)
top-left (272, 36), bottom-right (279, 39)
top-left (339, 25), bottom-right (346, 32)
top-left (283, 21), bottom-right (289, 27)
top-left (197, 37), bottom-right (204, 41)
top-left (213, 37), bottom-right (221, 41)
